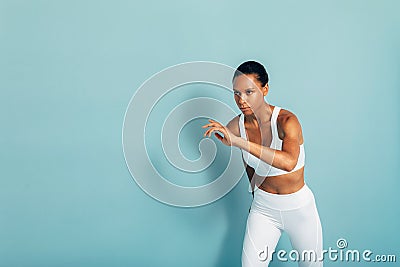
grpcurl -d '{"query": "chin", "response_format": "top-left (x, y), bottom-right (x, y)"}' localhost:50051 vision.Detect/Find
top-left (242, 109), bottom-right (254, 115)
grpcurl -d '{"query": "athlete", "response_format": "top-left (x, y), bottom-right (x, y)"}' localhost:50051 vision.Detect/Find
top-left (202, 61), bottom-right (323, 266)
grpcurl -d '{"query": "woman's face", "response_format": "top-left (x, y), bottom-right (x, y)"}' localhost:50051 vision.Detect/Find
top-left (232, 74), bottom-right (268, 115)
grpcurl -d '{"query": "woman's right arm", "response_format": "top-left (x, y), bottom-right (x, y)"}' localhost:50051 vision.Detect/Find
top-left (225, 115), bottom-right (241, 139)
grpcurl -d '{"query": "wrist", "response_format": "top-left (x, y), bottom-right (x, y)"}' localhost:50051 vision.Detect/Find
top-left (232, 136), bottom-right (246, 149)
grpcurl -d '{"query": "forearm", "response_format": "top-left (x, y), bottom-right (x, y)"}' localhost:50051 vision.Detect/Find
top-left (233, 137), bottom-right (294, 172)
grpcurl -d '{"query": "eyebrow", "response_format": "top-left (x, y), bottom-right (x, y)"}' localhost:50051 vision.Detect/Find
top-left (233, 87), bottom-right (255, 91)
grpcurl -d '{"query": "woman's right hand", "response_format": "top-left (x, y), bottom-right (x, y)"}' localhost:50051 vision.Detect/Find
top-left (202, 119), bottom-right (238, 147)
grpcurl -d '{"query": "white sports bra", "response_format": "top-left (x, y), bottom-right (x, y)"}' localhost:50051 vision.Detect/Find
top-left (238, 106), bottom-right (305, 177)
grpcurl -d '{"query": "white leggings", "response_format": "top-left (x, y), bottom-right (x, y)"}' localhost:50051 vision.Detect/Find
top-left (242, 184), bottom-right (323, 267)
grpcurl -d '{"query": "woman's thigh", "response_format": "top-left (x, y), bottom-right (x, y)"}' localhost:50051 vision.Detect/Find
top-left (283, 199), bottom-right (323, 267)
top-left (242, 211), bottom-right (282, 267)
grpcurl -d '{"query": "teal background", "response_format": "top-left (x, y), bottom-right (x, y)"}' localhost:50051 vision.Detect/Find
top-left (1, 0), bottom-right (399, 266)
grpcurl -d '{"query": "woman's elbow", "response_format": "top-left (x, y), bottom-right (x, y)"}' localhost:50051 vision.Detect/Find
top-left (283, 159), bottom-right (298, 172)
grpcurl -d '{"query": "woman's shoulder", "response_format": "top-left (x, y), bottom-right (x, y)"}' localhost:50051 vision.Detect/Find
top-left (276, 106), bottom-right (301, 127)
top-left (226, 114), bottom-right (241, 136)
top-left (275, 106), bottom-right (304, 142)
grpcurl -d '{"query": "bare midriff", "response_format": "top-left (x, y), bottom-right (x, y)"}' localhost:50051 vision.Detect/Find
top-left (246, 165), bottom-right (305, 194)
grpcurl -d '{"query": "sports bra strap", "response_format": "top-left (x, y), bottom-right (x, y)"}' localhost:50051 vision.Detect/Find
top-left (238, 114), bottom-right (246, 139)
top-left (270, 107), bottom-right (281, 146)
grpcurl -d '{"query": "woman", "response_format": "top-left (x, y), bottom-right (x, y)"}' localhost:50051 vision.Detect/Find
top-left (202, 61), bottom-right (323, 266)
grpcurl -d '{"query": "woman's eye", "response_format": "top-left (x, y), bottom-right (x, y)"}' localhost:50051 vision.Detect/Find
top-left (246, 91), bottom-right (253, 94)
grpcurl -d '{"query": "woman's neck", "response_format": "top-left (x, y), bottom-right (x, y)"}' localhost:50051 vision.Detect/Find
top-left (245, 103), bottom-right (273, 127)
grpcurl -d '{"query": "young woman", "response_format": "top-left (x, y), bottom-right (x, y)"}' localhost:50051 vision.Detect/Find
top-left (202, 61), bottom-right (323, 266)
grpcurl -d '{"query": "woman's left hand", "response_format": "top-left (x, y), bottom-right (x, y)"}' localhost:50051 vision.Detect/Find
top-left (202, 119), bottom-right (237, 147)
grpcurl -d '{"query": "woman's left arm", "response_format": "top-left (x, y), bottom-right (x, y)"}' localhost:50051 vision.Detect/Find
top-left (234, 114), bottom-right (302, 172)
top-left (202, 114), bottom-right (303, 172)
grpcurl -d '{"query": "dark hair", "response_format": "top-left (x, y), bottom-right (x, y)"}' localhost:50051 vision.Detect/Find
top-left (232, 60), bottom-right (269, 87)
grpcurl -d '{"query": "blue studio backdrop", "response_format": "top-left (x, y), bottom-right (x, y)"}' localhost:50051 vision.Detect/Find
top-left (1, 1), bottom-right (399, 266)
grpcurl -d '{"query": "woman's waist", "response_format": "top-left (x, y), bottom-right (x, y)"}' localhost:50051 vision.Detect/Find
top-left (259, 170), bottom-right (304, 193)
top-left (252, 181), bottom-right (314, 211)
top-left (251, 167), bottom-right (304, 193)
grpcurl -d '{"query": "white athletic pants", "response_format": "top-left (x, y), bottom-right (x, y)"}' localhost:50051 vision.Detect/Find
top-left (242, 184), bottom-right (323, 267)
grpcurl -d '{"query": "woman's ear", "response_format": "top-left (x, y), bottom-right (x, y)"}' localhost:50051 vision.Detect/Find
top-left (263, 83), bottom-right (269, 96)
